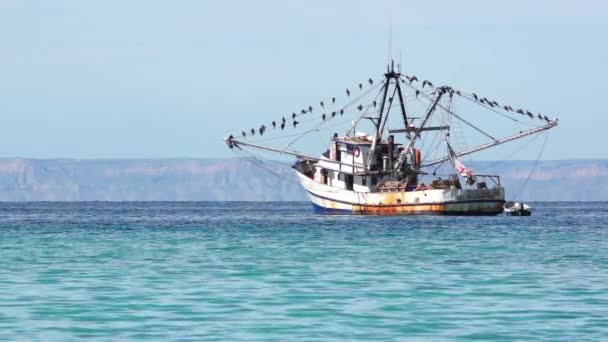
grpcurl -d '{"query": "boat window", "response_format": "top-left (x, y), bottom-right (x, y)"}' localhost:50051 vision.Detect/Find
top-left (345, 174), bottom-right (354, 190)
top-left (362, 176), bottom-right (367, 186)
top-left (370, 176), bottom-right (377, 186)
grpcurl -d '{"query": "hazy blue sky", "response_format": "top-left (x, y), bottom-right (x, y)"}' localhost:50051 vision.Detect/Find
top-left (0, 0), bottom-right (606, 160)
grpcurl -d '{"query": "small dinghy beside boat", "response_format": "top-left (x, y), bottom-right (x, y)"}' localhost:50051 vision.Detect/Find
top-left (504, 201), bottom-right (532, 216)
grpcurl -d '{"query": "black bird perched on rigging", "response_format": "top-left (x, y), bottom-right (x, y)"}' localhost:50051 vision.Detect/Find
top-left (331, 111), bottom-right (336, 117)
top-left (332, 96), bottom-right (335, 104)
top-left (544, 115), bottom-right (550, 122)
top-left (409, 76), bottom-right (418, 84)
top-left (357, 104), bottom-right (363, 111)
top-left (309, 105), bottom-right (313, 112)
top-left (346, 88), bottom-right (351, 97)
top-left (292, 113), bottom-right (296, 119)
top-left (322, 113), bottom-right (326, 121)
top-left (368, 78), bottom-right (373, 85)
top-left (373, 100), bottom-right (377, 108)
top-left (282, 116), bottom-right (286, 124)
top-left (516, 109), bottom-right (525, 115)
top-left (537, 113), bottom-right (543, 120)
top-left (359, 82), bottom-right (363, 90)
top-left (427, 81), bottom-right (434, 88)
top-left (251, 128), bottom-right (255, 136)
top-left (272, 121), bottom-right (276, 129)
top-left (259, 125), bottom-right (265, 136)
top-left (242, 131), bottom-right (246, 138)
top-left (492, 100), bottom-right (499, 107)
top-left (280, 122), bottom-right (285, 130)
top-left (415, 90), bottom-right (420, 98)
top-left (320, 101), bottom-right (324, 108)
top-left (293, 120), bottom-right (299, 128)
top-left (455, 90), bottom-right (461, 96)
top-left (301, 109), bottom-right (306, 115)
top-left (340, 109), bottom-right (344, 115)
top-left (526, 111), bottom-right (534, 118)
top-left (472, 93), bottom-right (478, 101)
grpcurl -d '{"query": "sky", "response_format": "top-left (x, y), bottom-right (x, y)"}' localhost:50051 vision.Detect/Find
top-left (0, 0), bottom-right (606, 160)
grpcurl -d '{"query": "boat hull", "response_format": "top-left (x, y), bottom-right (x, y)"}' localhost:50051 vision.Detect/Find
top-left (296, 171), bottom-right (505, 216)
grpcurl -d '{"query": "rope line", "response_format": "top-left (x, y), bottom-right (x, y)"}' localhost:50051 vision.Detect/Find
top-left (510, 132), bottom-right (550, 201)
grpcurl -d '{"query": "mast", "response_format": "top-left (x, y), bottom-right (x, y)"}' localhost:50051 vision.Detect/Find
top-left (393, 88), bottom-right (445, 174)
top-left (367, 60), bottom-right (405, 169)
top-left (367, 71), bottom-right (390, 168)
top-left (394, 79), bottom-right (410, 139)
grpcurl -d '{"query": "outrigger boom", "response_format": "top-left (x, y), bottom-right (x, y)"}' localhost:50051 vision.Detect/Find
top-left (422, 120), bottom-right (557, 167)
top-left (225, 138), bottom-right (352, 168)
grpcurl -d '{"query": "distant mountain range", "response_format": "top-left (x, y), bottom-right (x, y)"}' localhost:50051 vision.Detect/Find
top-left (0, 158), bottom-right (606, 201)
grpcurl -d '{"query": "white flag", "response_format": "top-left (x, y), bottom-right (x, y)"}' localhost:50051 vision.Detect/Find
top-left (446, 140), bottom-right (472, 177)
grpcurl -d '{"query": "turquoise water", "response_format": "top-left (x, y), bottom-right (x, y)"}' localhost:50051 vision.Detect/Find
top-left (0, 202), bottom-right (607, 340)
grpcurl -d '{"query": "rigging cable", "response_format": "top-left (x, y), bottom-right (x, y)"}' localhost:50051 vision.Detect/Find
top-left (475, 131), bottom-right (544, 171)
top-left (421, 96), bottom-right (453, 164)
top-left (244, 101), bottom-right (408, 144)
top-left (510, 131), bottom-right (550, 201)
top-left (229, 75), bottom-right (384, 140)
top-left (401, 73), bottom-right (542, 126)
top-left (399, 78), bottom-right (497, 140)
top-left (281, 80), bottom-right (384, 151)
top-left (458, 92), bottom-right (538, 127)
top-left (232, 148), bottom-right (300, 185)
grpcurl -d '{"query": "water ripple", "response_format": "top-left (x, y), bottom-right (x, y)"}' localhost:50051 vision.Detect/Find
top-left (0, 202), bottom-right (607, 340)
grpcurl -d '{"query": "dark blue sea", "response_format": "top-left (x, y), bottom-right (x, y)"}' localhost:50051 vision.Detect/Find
top-left (0, 202), bottom-right (607, 341)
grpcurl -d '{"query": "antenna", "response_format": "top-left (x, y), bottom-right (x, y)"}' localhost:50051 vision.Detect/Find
top-left (398, 50), bottom-right (402, 72)
top-left (387, 22), bottom-right (392, 66)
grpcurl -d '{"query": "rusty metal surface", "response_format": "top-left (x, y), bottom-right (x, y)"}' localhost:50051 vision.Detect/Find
top-left (352, 187), bottom-right (504, 215)
top-left (351, 201), bottom-right (504, 215)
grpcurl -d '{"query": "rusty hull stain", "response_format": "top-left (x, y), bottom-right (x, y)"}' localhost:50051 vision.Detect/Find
top-left (352, 189), bottom-right (504, 215)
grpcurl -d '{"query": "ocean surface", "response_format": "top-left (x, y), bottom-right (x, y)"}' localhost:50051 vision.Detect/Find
top-left (0, 202), bottom-right (607, 341)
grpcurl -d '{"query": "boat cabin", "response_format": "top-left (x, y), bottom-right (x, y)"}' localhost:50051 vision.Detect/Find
top-left (312, 134), bottom-right (404, 192)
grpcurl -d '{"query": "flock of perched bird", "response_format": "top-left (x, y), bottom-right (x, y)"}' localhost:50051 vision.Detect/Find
top-left (229, 74), bottom-right (555, 141)
top-left (402, 74), bottom-right (555, 124)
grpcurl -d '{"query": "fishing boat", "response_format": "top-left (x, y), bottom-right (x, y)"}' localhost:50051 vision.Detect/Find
top-left (225, 61), bottom-right (557, 215)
